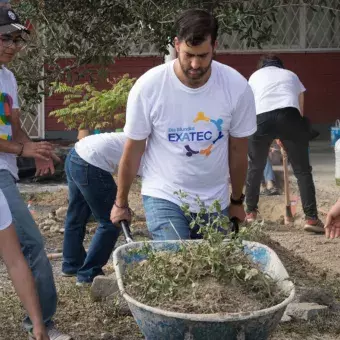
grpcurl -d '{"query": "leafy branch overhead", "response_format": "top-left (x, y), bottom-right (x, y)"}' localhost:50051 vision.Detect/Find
top-left (10, 0), bottom-right (339, 110)
top-left (49, 74), bottom-right (136, 130)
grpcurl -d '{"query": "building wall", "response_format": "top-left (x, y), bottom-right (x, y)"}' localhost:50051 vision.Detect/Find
top-left (45, 52), bottom-right (340, 133)
top-left (215, 52), bottom-right (340, 124)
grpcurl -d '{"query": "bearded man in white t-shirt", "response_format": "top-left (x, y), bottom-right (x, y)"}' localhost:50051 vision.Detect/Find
top-left (110, 9), bottom-right (257, 240)
top-left (245, 54), bottom-right (323, 233)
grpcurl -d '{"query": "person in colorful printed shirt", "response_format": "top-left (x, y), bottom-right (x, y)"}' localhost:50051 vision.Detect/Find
top-left (0, 7), bottom-right (71, 340)
top-left (110, 9), bottom-right (257, 239)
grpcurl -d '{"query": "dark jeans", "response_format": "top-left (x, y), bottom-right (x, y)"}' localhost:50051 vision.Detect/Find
top-left (245, 107), bottom-right (318, 219)
top-left (62, 148), bottom-right (120, 283)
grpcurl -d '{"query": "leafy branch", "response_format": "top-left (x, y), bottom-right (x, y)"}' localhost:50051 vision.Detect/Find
top-left (49, 74), bottom-right (135, 130)
top-left (9, 0), bottom-right (339, 112)
top-left (124, 196), bottom-right (284, 314)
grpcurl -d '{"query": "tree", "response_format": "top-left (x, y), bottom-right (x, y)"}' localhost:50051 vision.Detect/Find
top-left (11, 0), bottom-right (339, 111)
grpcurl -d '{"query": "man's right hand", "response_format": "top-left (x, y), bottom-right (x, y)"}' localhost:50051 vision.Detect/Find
top-left (21, 142), bottom-right (54, 161)
top-left (110, 203), bottom-right (132, 225)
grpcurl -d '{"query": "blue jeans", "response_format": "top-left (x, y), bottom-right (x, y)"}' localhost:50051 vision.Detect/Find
top-left (263, 157), bottom-right (275, 182)
top-left (62, 148), bottom-right (120, 283)
top-left (143, 196), bottom-right (228, 240)
top-left (0, 170), bottom-right (57, 331)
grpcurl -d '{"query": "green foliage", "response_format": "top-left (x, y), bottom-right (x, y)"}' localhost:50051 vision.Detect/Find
top-left (49, 74), bottom-right (135, 130)
top-left (9, 0), bottom-right (339, 112)
top-left (124, 196), bottom-right (284, 314)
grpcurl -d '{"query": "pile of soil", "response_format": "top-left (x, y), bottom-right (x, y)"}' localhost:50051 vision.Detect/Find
top-left (124, 242), bottom-right (287, 314)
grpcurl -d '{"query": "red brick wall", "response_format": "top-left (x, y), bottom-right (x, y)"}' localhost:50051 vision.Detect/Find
top-left (45, 52), bottom-right (340, 130)
top-left (45, 56), bottom-right (163, 131)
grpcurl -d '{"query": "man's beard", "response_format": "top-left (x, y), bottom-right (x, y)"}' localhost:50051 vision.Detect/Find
top-left (178, 57), bottom-right (213, 86)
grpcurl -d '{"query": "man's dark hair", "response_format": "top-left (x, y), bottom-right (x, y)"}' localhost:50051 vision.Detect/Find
top-left (257, 54), bottom-right (285, 69)
top-left (175, 9), bottom-right (219, 46)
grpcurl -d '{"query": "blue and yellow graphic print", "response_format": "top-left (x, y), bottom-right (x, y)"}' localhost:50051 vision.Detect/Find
top-left (168, 112), bottom-right (225, 157)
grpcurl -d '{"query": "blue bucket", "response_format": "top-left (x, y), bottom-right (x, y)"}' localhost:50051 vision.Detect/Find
top-left (330, 120), bottom-right (340, 146)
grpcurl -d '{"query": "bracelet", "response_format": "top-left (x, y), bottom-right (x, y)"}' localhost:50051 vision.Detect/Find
top-left (17, 143), bottom-right (24, 157)
top-left (230, 193), bottom-right (245, 206)
top-left (114, 201), bottom-right (129, 209)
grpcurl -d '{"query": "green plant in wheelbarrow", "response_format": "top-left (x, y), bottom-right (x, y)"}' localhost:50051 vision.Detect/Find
top-left (49, 74), bottom-right (136, 139)
top-left (113, 196), bottom-right (295, 340)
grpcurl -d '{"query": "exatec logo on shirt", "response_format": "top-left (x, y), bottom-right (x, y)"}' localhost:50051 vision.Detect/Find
top-left (168, 112), bottom-right (224, 157)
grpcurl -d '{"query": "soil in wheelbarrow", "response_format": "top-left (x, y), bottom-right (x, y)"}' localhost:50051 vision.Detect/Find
top-left (124, 237), bottom-right (287, 315)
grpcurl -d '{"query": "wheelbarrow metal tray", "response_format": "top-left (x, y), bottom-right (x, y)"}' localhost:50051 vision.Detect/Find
top-left (112, 240), bottom-right (295, 340)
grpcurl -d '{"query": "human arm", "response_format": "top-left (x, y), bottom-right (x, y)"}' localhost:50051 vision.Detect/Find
top-left (0, 226), bottom-right (49, 339)
top-left (110, 138), bottom-right (146, 223)
top-left (325, 199), bottom-right (340, 239)
top-left (229, 137), bottom-right (248, 221)
top-left (0, 192), bottom-right (48, 340)
top-left (110, 80), bottom-right (151, 224)
top-left (295, 74), bottom-right (306, 117)
top-left (229, 84), bottom-right (257, 221)
top-left (299, 92), bottom-right (304, 117)
top-left (0, 138), bottom-right (56, 161)
top-left (10, 108), bottom-right (60, 173)
top-left (11, 108), bottom-right (31, 144)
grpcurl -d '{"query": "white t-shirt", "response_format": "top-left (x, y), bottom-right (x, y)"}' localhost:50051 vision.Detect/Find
top-left (124, 60), bottom-right (257, 212)
top-left (248, 66), bottom-right (306, 115)
top-left (0, 189), bottom-right (12, 230)
top-left (75, 132), bottom-right (143, 176)
top-left (0, 66), bottom-right (19, 180)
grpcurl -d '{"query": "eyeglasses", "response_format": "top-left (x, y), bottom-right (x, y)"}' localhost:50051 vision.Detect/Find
top-left (0, 35), bottom-right (27, 48)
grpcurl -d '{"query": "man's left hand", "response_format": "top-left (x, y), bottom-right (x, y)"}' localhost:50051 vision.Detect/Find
top-left (229, 203), bottom-right (246, 222)
top-left (35, 152), bottom-right (61, 176)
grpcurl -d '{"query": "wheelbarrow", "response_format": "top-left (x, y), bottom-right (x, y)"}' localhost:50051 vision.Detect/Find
top-left (113, 221), bottom-right (295, 340)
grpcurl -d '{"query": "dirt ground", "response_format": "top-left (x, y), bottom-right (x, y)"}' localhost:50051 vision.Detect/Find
top-left (1, 174), bottom-right (340, 340)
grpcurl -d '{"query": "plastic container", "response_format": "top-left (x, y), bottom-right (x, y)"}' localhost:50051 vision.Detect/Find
top-left (113, 240), bottom-right (295, 340)
top-left (27, 200), bottom-right (36, 217)
top-left (335, 139), bottom-right (340, 186)
top-left (330, 120), bottom-right (340, 146)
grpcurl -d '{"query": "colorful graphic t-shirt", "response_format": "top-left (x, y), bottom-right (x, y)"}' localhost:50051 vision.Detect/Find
top-left (0, 92), bottom-right (13, 141)
top-left (124, 60), bottom-right (257, 212)
top-left (0, 66), bottom-right (19, 180)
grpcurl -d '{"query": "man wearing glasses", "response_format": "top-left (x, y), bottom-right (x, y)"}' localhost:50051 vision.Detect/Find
top-left (0, 7), bottom-right (71, 340)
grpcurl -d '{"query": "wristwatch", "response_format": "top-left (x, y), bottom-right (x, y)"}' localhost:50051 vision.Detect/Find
top-left (230, 193), bottom-right (245, 206)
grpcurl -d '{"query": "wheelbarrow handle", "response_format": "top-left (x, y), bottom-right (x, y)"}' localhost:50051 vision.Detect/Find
top-left (120, 220), bottom-right (134, 243)
top-left (230, 217), bottom-right (239, 234)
